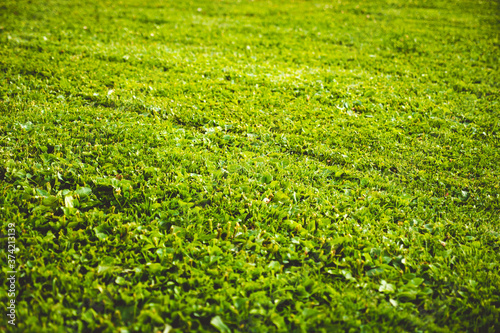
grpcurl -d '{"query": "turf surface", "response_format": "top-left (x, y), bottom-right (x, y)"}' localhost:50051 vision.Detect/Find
top-left (1, 0), bottom-right (499, 332)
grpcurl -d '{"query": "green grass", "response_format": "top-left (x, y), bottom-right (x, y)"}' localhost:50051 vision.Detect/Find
top-left (1, 0), bottom-right (499, 331)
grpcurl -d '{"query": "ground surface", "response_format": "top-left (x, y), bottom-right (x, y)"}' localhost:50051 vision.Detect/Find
top-left (0, 0), bottom-right (499, 332)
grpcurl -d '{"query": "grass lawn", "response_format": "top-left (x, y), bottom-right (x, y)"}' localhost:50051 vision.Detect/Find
top-left (1, 0), bottom-right (499, 331)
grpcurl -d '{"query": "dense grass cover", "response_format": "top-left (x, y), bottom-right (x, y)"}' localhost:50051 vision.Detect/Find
top-left (1, 0), bottom-right (499, 331)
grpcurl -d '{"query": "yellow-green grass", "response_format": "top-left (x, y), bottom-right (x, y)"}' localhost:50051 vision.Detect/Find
top-left (0, 0), bottom-right (499, 331)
